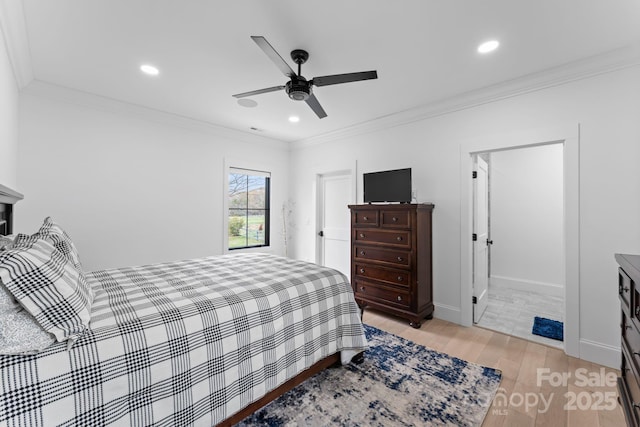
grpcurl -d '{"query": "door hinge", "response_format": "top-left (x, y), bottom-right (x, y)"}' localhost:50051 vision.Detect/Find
top-left (472, 233), bottom-right (477, 241)
top-left (472, 171), bottom-right (477, 179)
top-left (472, 296), bottom-right (477, 304)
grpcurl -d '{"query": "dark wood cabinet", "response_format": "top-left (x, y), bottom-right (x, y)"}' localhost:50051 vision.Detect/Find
top-left (616, 253), bottom-right (640, 427)
top-left (349, 203), bottom-right (434, 328)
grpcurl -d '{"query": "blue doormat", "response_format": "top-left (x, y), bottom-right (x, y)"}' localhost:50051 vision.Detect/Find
top-left (532, 316), bottom-right (564, 341)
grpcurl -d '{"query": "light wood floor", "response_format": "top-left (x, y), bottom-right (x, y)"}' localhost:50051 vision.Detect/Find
top-left (363, 309), bottom-right (625, 427)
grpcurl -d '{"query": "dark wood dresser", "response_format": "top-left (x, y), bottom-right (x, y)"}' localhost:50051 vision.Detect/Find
top-left (349, 203), bottom-right (434, 328)
top-left (617, 253), bottom-right (640, 427)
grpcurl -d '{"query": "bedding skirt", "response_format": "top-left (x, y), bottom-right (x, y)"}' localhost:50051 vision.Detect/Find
top-left (0, 253), bottom-right (367, 426)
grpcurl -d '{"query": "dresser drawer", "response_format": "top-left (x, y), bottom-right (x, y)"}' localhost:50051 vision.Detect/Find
top-left (355, 263), bottom-right (410, 288)
top-left (380, 210), bottom-right (411, 229)
top-left (622, 311), bottom-right (640, 377)
top-left (353, 210), bottom-right (379, 227)
top-left (354, 279), bottom-right (410, 309)
top-left (621, 267), bottom-right (633, 318)
top-left (354, 229), bottom-right (411, 248)
top-left (622, 342), bottom-right (640, 425)
top-left (354, 245), bottom-right (411, 267)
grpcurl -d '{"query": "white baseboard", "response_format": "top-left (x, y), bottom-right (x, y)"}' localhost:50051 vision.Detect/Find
top-left (436, 301), bottom-right (619, 368)
top-left (433, 303), bottom-right (462, 325)
top-left (579, 339), bottom-right (620, 369)
top-left (490, 275), bottom-right (564, 297)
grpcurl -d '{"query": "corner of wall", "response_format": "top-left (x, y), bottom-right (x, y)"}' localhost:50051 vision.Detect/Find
top-left (0, 0), bottom-right (34, 88)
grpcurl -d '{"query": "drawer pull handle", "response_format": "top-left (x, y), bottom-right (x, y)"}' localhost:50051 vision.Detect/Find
top-left (396, 236), bottom-right (403, 241)
top-left (360, 233), bottom-right (365, 238)
top-left (634, 403), bottom-right (640, 410)
top-left (624, 287), bottom-right (630, 293)
top-left (397, 295), bottom-right (402, 301)
top-left (392, 217), bottom-right (398, 222)
top-left (360, 251), bottom-right (365, 256)
top-left (363, 216), bottom-right (368, 221)
top-left (397, 276), bottom-right (403, 281)
top-left (360, 268), bottom-right (365, 274)
top-left (360, 286), bottom-right (365, 292)
top-left (397, 257), bottom-right (403, 262)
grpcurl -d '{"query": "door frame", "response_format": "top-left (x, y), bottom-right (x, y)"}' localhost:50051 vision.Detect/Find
top-left (459, 124), bottom-right (579, 358)
top-left (314, 162), bottom-right (357, 267)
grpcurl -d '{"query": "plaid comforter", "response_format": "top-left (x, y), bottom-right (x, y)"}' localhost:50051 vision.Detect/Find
top-left (0, 253), bottom-right (367, 426)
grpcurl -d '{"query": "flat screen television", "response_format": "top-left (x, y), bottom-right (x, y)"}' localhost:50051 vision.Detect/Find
top-left (363, 168), bottom-right (412, 203)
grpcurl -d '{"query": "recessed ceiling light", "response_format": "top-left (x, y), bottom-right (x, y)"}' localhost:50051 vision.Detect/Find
top-left (288, 116), bottom-right (300, 123)
top-left (238, 99), bottom-right (258, 108)
top-left (140, 64), bottom-right (160, 76)
top-left (477, 40), bottom-right (499, 54)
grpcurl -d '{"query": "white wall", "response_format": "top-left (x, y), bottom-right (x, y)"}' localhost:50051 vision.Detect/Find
top-left (489, 144), bottom-right (564, 295)
top-left (17, 88), bottom-right (290, 271)
top-left (0, 24), bottom-right (19, 188)
top-left (289, 66), bottom-right (640, 367)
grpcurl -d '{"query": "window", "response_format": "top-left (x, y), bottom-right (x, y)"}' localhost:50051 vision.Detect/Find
top-left (228, 167), bottom-right (270, 250)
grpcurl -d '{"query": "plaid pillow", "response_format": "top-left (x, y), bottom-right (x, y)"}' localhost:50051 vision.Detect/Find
top-left (14, 217), bottom-right (93, 306)
top-left (14, 217), bottom-right (84, 271)
top-left (0, 237), bottom-right (92, 345)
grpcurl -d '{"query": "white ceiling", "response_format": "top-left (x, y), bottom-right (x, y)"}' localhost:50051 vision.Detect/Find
top-left (18, 0), bottom-right (640, 142)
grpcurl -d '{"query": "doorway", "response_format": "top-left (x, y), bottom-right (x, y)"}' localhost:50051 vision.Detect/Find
top-left (472, 144), bottom-right (565, 349)
top-left (316, 170), bottom-right (354, 278)
top-left (459, 124), bottom-right (579, 358)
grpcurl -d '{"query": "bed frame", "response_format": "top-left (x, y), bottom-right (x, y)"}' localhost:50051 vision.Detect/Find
top-left (0, 183), bottom-right (350, 426)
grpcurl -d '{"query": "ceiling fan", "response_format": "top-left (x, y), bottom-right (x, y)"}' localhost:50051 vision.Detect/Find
top-left (232, 36), bottom-right (378, 119)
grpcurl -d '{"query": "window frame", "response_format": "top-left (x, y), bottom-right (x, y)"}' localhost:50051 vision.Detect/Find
top-left (227, 167), bottom-right (271, 251)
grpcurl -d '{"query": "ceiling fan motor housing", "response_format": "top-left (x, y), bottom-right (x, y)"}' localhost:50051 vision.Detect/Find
top-left (286, 78), bottom-right (311, 101)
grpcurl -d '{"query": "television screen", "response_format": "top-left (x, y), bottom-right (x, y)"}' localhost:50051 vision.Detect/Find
top-left (363, 168), bottom-right (412, 203)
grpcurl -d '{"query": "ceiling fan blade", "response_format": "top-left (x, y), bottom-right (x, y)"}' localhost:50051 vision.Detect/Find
top-left (232, 85), bottom-right (285, 98)
top-left (251, 36), bottom-right (296, 78)
top-left (311, 70), bottom-right (378, 87)
top-left (305, 93), bottom-right (327, 119)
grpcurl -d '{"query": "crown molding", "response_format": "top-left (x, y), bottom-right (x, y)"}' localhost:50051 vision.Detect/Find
top-left (0, 0), bottom-right (33, 88)
top-left (22, 80), bottom-right (290, 151)
top-left (292, 44), bottom-right (640, 150)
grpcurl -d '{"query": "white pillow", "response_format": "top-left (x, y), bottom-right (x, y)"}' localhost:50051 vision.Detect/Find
top-left (0, 234), bottom-right (14, 251)
top-left (0, 281), bottom-right (55, 354)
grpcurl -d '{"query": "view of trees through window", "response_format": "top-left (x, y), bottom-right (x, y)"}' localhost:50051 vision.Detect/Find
top-left (228, 168), bottom-right (270, 249)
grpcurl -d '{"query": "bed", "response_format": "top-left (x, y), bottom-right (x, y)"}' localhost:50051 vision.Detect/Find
top-left (0, 186), bottom-right (367, 426)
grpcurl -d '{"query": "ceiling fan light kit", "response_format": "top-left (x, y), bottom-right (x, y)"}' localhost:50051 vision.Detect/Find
top-left (232, 36), bottom-right (378, 119)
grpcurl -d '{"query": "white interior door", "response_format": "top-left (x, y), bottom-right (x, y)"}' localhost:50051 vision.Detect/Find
top-left (318, 173), bottom-right (352, 278)
top-left (473, 156), bottom-right (490, 323)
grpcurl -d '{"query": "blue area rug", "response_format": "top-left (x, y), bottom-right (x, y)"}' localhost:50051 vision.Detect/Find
top-left (532, 316), bottom-right (564, 341)
top-left (236, 324), bottom-right (502, 427)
